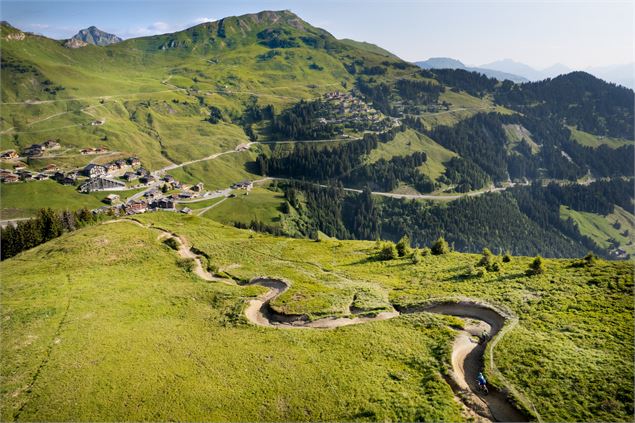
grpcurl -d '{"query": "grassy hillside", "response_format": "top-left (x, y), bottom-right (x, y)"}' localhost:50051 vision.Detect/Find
top-left (366, 128), bottom-right (457, 181)
top-left (2, 213), bottom-right (631, 421)
top-left (568, 126), bottom-right (634, 149)
top-left (561, 205), bottom-right (635, 256)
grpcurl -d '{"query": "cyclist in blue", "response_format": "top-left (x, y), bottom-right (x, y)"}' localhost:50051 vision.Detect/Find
top-left (477, 372), bottom-right (487, 389)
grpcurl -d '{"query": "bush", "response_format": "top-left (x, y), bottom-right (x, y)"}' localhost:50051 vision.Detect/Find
top-left (478, 248), bottom-right (501, 271)
top-left (502, 252), bottom-right (512, 263)
top-left (378, 242), bottom-right (398, 260)
top-left (396, 235), bottom-right (412, 257)
top-left (526, 256), bottom-right (545, 276)
top-left (163, 237), bottom-right (179, 251)
top-left (411, 249), bottom-right (422, 264)
top-left (431, 236), bottom-right (450, 255)
top-left (421, 247), bottom-right (431, 256)
top-left (477, 248), bottom-right (494, 267)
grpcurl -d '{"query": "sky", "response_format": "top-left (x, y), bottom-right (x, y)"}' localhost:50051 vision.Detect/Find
top-left (1, 0), bottom-right (632, 69)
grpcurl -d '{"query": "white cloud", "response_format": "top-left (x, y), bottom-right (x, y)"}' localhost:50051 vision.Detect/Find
top-left (123, 18), bottom-right (216, 39)
top-left (192, 17), bottom-right (216, 25)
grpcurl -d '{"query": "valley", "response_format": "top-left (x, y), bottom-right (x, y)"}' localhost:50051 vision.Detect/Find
top-left (0, 8), bottom-right (633, 423)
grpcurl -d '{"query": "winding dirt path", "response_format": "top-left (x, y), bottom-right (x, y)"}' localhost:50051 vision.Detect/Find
top-left (105, 219), bottom-right (532, 422)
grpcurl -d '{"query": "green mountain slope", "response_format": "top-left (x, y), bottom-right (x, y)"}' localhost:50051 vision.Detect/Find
top-left (1, 214), bottom-right (632, 421)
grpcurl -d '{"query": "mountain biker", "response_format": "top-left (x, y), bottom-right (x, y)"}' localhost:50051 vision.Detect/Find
top-left (477, 372), bottom-right (487, 390)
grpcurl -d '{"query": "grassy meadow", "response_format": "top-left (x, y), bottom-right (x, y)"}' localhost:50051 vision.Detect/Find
top-left (2, 213), bottom-right (630, 421)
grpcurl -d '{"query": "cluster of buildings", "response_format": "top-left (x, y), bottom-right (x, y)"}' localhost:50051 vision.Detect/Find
top-left (0, 162), bottom-right (61, 183)
top-left (80, 147), bottom-right (109, 155)
top-left (21, 140), bottom-right (61, 158)
top-left (82, 157), bottom-right (141, 179)
top-left (322, 91), bottom-right (383, 126)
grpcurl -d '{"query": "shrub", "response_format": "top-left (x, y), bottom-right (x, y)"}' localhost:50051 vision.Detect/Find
top-left (396, 235), bottom-right (412, 257)
top-left (378, 242), bottom-right (398, 260)
top-left (411, 249), bottom-right (422, 264)
top-left (477, 248), bottom-right (494, 267)
top-left (177, 257), bottom-right (196, 272)
top-left (421, 247), bottom-right (431, 256)
top-left (431, 236), bottom-right (450, 255)
top-left (526, 256), bottom-right (545, 276)
top-left (502, 251), bottom-right (512, 263)
top-left (163, 237), bottom-right (179, 251)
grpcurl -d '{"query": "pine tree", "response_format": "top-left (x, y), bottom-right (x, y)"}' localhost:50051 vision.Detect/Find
top-left (396, 234), bottom-right (411, 257)
top-left (431, 236), bottom-right (450, 255)
top-left (526, 256), bottom-right (545, 276)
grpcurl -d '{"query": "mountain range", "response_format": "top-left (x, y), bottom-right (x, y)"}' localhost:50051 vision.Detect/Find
top-left (0, 10), bottom-right (633, 260)
top-left (418, 56), bottom-right (634, 88)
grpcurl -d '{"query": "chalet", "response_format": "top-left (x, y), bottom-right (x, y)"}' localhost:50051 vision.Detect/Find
top-left (114, 159), bottom-right (128, 169)
top-left (103, 194), bottom-right (121, 205)
top-left (1, 174), bottom-right (19, 183)
top-left (34, 173), bottom-right (49, 181)
top-left (180, 207), bottom-right (192, 215)
top-left (0, 150), bottom-right (19, 159)
top-left (191, 182), bottom-right (204, 192)
top-left (13, 162), bottom-right (27, 171)
top-left (178, 192), bottom-right (193, 200)
top-left (23, 144), bottom-right (44, 157)
top-left (232, 180), bottom-right (253, 190)
top-left (125, 200), bottom-right (147, 215)
top-left (83, 164), bottom-right (107, 178)
top-left (42, 164), bottom-right (59, 173)
top-left (91, 120), bottom-right (104, 126)
top-left (127, 157), bottom-right (141, 167)
top-left (0, 170), bottom-right (12, 177)
top-left (61, 174), bottom-right (78, 186)
top-left (94, 147), bottom-right (109, 154)
top-left (143, 188), bottom-right (159, 199)
top-left (163, 174), bottom-right (176, 183)
top-left (80, 148), bottom-right (95, 155)
top-left (42, 139), bottom-right (61, 150)
top-left (105, 163), bottom-right (119, 174)
top-left (136, 167), bottom-right (148, 176)
top-left (122, 171), bottom-right (138, 181)
top-left (78, 177), bottom-right (126, 193)
top-left (152, 198), bottom-right (175, 210)
top-left (18, 171), bottom-right (34, 181)
top-left (139, 175), bottom-right (156, 184)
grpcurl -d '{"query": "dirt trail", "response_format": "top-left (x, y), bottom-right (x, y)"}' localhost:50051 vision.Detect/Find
top-left (105, 219), bottom-right (532, 422)
top-left (244, 278), bottom-right (529, 421)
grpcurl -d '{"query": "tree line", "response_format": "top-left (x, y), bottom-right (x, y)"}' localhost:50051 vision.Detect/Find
top-left (1, 208), bottom-right (104, 260)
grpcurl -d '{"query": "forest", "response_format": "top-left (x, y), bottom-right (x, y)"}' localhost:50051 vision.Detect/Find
top-left (272, 179), bottom-right (632, 258)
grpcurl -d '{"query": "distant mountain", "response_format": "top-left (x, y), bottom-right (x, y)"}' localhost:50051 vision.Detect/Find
top-left (68, 26), bottom-right (122, 47)
top-left (480, 59), bottom-right (546, 81)
top-left (586, 63), bottom-right (634, 89)
top-left (479, 59), bottom-right (633, 88)
top-left (415, 57), bottom-right (528, 83)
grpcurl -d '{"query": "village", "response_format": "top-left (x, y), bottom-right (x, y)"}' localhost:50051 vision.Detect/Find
top-left (321, 91), bottom-right (398, 133)
top-left (0, 138), bottom-right (256, 218)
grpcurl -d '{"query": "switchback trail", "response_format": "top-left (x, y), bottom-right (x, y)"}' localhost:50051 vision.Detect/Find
top-left (106, 219), bottom-right (533, 422)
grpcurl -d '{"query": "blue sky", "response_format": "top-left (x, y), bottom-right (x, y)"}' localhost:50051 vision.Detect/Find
top-left (1, 0), bottom-right (632, 69)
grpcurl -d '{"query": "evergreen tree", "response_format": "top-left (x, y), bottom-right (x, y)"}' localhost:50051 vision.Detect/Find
top-left (378, 242), bottom-right (398, 260)
top-left (431, 236), bottom-right (450, 255)
top-left (396, 235), bottom-right (411, 257)
top-left (526, 256), bottom-right (545, 276)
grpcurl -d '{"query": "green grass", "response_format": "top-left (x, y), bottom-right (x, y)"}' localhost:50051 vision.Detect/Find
top-left (560, 205), bottom-right (635, 255)
top-left (1, 213), bottom-right (633, 421)
top-left (503, 123), bottom-right (540, 154)
top-left (203, 186), bottom-right (285, 225)
top-left (0, 180), bottom-right (144, 219)
top-left (568, 126), bottom-right (634, 149)
top-left (366, 128), bottom-right (457, 181)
